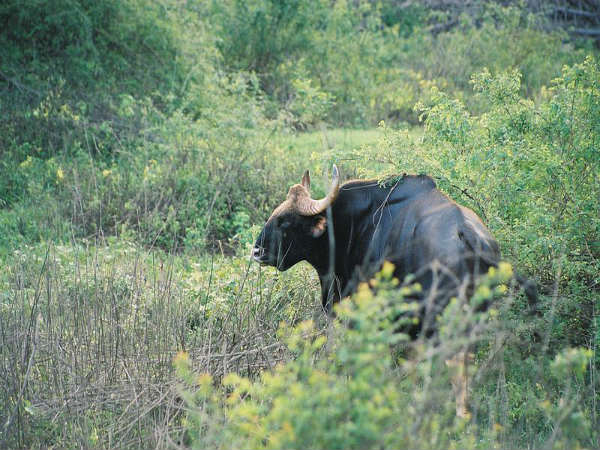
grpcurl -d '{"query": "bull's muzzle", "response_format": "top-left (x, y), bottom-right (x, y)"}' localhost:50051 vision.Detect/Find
top-left (251, 246), bottom-right (268, 265)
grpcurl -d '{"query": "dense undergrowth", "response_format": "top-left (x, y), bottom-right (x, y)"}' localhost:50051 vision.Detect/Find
top-left (0, 0), bottom-right (599, 448)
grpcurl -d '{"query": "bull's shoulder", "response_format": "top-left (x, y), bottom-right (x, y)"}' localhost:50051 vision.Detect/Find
top-left (338, 175), bottom-right (437, 204)
top-left (394, 173), bottom-right (437, 188)
top-left (339, 179), bottom-right (381, 191)
top-left (334, 179), bottom-right (382, 215)
top-left (340, 174), bottom-right (436, 191)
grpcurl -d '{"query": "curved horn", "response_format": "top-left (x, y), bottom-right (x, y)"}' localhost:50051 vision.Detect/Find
top-left (296, 164), bottom-right (340, 216)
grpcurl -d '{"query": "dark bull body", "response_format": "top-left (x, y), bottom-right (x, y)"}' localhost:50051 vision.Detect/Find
top-left (253, 166), bottom-right (535, 337)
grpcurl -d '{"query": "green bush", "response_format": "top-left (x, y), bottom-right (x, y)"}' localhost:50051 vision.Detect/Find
top-left (209, 2), bottom-right (590, 126)
top-left (210, 0), bottom-right (327, 92)
top-left (177, 264), bottom-right (594, 449)
top-left (0, 0), bottom-right (294, 250)
top-left (0, 0), bottom-right (181, 92)
top-left (0, 0), bottom-right (191, 208)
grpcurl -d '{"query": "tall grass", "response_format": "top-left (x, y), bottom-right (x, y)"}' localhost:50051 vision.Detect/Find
top-left (0, 242), bottom-right (319, 448)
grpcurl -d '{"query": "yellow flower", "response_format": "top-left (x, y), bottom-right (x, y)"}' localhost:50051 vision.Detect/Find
top-left (297, 319), bottom-right (314, 334)
top-left (56, 167), bottom-right (64, 181)
top-left (498, 262), bottom-right (513, 281)
top-left (20, 156), bottom-right (32, 168)
top-left (173, 350), bottom-right (189, 365)
top-left (475, 284), bottom-right (492, 300)
top-left (197, 373), bottom-right (213, 387)
top-left (381, 261), bottom-right (395, 279)
top-left (495, 284), bottom-right (508, 295)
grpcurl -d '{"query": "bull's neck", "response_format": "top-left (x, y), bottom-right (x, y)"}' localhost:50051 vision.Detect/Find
top-left (305, 205), bottom-right (352, 279)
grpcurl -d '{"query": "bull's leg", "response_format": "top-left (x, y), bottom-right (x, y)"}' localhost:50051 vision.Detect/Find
top-left (445, 350), bottom-right (471, 419)
top-left (320, 274), bottom-right (342, 315)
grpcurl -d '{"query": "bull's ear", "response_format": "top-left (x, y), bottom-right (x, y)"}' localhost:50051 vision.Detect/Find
top-left (301, 170), bottom-right (310, 190)
top-left (310, 215), bottom-right (327, 238)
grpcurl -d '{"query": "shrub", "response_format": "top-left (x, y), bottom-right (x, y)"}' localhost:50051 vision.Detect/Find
top-left (209, 2), bottom-right (590, 126)
top-left (177, 265), bottom-right (595, 449)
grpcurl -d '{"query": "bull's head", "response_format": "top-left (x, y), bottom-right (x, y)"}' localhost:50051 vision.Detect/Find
top-left (252, 165), bottom-right (340, 271)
